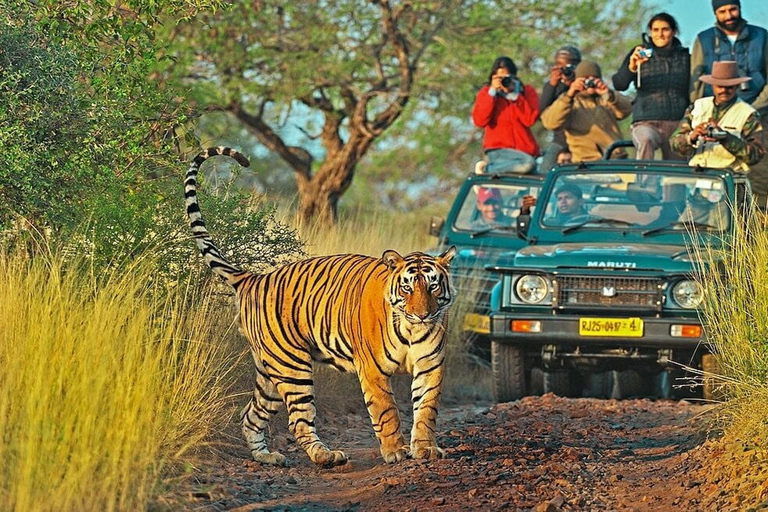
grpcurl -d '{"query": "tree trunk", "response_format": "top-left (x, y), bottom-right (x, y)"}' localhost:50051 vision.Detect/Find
top-left (295, 131), bottom-right (374, 226)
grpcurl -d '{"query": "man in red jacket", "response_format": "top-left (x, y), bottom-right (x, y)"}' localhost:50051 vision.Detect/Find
top-left (472, 56), bottom-right (540, 174)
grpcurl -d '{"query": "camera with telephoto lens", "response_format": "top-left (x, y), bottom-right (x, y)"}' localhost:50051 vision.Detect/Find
top-left (560, 64), bottom-right (576, 80)
top-left (583, 77), bottom-right (598, 89)
top-left (706, 125), bottom-right (728, 140)
top-left (638, 47), bottom-right (654, 59)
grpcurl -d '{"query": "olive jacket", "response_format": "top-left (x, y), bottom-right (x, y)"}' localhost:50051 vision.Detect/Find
top-left (540, 90), bottom-right (633, 162)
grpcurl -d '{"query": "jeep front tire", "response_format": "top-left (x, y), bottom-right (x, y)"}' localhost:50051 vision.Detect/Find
top-left (491, 341), bottom-right (526, 402)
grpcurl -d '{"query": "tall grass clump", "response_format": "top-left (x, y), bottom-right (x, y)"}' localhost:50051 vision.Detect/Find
top-left (0, 246), bottom-right (237, 511)
top-left (692, 207), bottom-right (768, 440)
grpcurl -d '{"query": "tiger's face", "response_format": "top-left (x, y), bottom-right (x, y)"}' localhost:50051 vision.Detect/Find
top-left (382, 247), bottom-right (456, 324)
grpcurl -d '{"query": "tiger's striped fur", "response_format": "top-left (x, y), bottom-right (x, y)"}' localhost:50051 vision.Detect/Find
top-left (185, 147), bottom-right (456, 467)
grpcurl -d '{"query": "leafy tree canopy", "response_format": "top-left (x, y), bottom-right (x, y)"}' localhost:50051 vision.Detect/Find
top-left (159, 0), bottom-right (648, 221)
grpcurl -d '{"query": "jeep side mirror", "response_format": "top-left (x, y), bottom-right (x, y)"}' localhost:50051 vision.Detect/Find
top-left (516, 214), bottom-right (530, 239)
top-left (428, 216), bottom-right (445, 237)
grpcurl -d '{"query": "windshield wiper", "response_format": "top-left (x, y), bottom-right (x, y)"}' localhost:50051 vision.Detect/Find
top-left (561, 217), bottom-right (635, 234)
top-left (470, 225), bottom-right (516, 238)
top-left (642, 220), bottom-right (718, 237)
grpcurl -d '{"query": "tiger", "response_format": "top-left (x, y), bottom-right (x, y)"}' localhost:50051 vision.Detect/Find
top-left (184, 147), bottom-right (457, 467)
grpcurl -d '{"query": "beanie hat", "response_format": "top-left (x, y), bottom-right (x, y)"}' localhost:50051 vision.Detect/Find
top-left (556, 46), bottom-right (582, 64)
top-left (575, 61), bottom-right (602, 79)
top-left (712, 0), bottom-right (740, 10)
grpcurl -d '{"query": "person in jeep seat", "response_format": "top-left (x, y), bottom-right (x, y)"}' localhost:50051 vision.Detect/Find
top-left (472, 187), bottom-right (511, 228)
top-left (551, 183), bottom-right (588, 223)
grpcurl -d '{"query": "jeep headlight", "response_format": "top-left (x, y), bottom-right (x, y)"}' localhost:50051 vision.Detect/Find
top-left (515, 275), bottom-right (549, 304)
top-left (671, 280), bottom-right (704, 309)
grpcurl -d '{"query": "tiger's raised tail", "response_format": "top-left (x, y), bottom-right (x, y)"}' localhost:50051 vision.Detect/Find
top-left (184, 146), bottom-right (252, 287)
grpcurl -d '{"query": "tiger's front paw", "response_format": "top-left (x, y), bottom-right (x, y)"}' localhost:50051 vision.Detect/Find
top-left (313, 449), bottom-right (348, 468)
top-left (411, 443), bottom-right (445, 460)
top-left (381, 445), bottom-right (409, 464)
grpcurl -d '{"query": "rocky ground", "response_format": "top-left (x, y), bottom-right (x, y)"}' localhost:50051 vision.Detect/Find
top-left (153, 392), bottom-right (768, 511)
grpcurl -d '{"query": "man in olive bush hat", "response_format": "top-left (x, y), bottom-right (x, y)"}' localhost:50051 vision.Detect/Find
top-left (689, 1), bottom-right (768, 197)
top-left (671, 61), bottom-right (764, 171)
top-left (540, 60), bottom-right (632, 162)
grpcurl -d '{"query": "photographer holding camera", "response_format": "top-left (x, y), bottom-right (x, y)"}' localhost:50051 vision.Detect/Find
top-left (612, 13), bottom-right (690, 160)
top-left (671, 61), bottom-right (764, 172)
top-left (472, 56), bottom-right (540, 174)
top-left (538, 46), bottom-right (581, 171)
top-left (540, 60), bottom-right (632, 162)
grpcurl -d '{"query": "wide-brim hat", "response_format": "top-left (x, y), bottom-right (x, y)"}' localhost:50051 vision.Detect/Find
top-left (700, 60), bottom-right (752, 86)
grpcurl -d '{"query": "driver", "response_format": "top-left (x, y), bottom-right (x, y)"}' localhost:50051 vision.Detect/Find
top-left (551, 183), bottom-right (587, 223)
top-left (472, 187), bottom-right (512, 228)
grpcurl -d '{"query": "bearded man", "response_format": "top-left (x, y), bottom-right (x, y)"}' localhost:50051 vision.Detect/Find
top-left (690, 0), bottom-right (768, 115)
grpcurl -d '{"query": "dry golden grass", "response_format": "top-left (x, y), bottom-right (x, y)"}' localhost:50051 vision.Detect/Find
top-left (0, 204), bottom-right (491, 510)
top-left (692, 210), bottom-right (768, 434)
top-left (283, 203), bottom-right (433, 258)
top-left (0, 246), bottom-right (238, 511)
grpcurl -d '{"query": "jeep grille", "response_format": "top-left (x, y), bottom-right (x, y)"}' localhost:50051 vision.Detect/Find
top-left (555, 276), bottom-right (662, 310)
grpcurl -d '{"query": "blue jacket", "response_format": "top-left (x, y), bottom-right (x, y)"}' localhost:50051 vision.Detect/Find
top-left (691, 21), bottom-right (768, 111)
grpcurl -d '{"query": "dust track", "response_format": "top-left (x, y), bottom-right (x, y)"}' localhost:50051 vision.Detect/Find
top-left (156, 394), bottom-right (727, 511)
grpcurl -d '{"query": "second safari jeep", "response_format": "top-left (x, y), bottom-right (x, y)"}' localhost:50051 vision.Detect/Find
top-left (487, 160), bottom-right (751, 401)
top-left (428, 169), bottom-right (545, 359)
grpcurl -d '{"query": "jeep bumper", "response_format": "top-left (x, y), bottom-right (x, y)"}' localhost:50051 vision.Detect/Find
top-left (491, 313), bottom-right (705, 349)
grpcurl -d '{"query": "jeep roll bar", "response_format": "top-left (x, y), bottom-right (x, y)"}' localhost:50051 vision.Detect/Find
top-left (602, 140), bottom-right (634, 161)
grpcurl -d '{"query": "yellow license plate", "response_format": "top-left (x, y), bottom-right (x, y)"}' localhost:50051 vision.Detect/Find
top-left (463, 313), bottom-right (490, 334)
top-left (579, 317), bottom-right (644, 337)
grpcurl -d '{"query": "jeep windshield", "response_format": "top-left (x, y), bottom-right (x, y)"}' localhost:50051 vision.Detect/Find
top-left (538, 171), bottom-right (730, 236)
top-left (454, 182), bottom-right (540, 233)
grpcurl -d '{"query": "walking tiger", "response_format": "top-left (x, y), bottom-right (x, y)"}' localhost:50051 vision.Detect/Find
top-left (184, 147), bottom-right (456, 466)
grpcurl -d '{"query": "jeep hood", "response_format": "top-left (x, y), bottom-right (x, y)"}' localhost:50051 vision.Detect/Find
top-left (513, 243), bottom-right (700, 272)
top-left (454, 246), bottom-right (517, 270)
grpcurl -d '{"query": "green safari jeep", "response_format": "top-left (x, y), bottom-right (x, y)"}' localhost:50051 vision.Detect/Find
top-left (428, 169), bottom-right (545, 359)
top-left (487, 159), bottom-right (752, 401)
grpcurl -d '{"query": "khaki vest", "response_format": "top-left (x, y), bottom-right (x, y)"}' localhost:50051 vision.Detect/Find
top-left (689, 97), bottom-right (755, 172)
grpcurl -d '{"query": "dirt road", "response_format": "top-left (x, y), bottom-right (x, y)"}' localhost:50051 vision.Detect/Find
top-left (157, 394), bottom-right (732, 511)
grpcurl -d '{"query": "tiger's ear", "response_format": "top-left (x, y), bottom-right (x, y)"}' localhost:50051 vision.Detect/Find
top-left (381, 250), bottom-right (405, 270)
top-left (437, 245), bottom-right (457, 268)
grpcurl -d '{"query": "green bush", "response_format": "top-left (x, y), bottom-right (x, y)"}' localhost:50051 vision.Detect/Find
top-left (0, 11), bottom-right (304, 279)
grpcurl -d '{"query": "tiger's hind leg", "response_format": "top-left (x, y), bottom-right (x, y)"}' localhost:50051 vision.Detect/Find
top-left (241, 360), bottom-right (287, 466)
top-left (271, 359), bottom-right (347, 467)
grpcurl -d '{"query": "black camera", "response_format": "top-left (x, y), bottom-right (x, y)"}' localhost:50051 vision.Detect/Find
top-left (706, 125), bottom-right (728, 140)
top-left (583, 77), bottom-right (598, 89)
top-left (560, 64), bottom-right (575, 80)
top-left (501, 76), bottom-right (514, 88)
